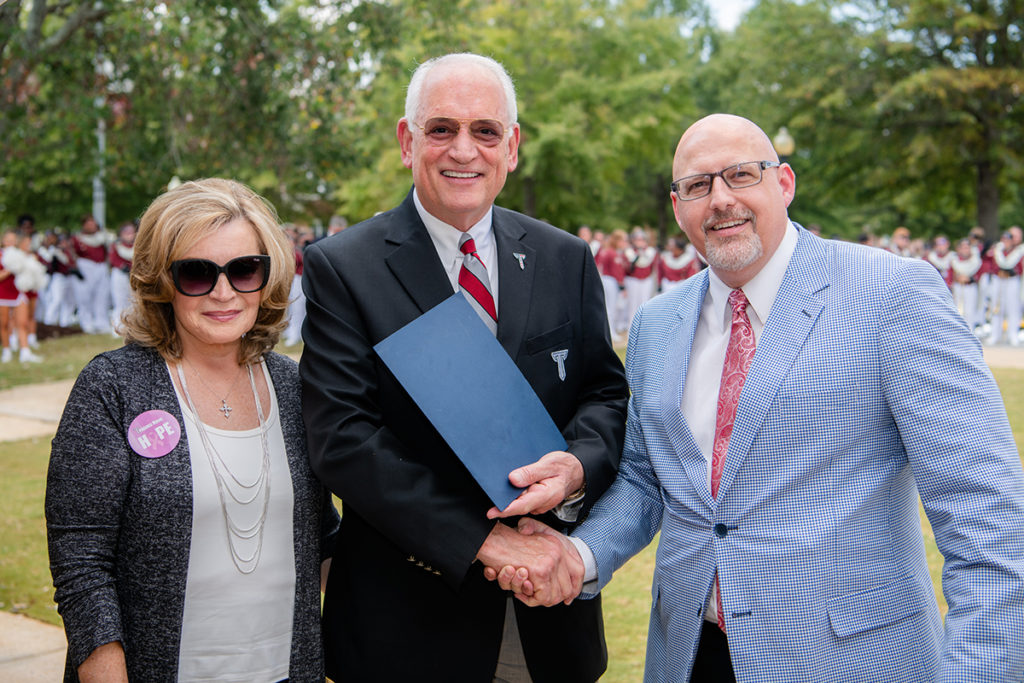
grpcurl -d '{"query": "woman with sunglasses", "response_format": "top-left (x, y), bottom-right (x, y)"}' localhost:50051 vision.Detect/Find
top-left (46, 178), bottom-right (339, 682)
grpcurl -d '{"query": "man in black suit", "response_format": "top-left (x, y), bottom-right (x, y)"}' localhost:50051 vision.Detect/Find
top-left (300, 52), bottom-right (629, 682)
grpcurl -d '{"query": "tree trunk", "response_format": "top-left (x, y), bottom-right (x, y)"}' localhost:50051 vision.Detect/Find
top-left (976, 157), bottom-right (1000, 242)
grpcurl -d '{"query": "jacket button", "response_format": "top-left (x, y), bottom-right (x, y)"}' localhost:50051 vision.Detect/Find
top-left (714, 523), bottom-right (728, 538)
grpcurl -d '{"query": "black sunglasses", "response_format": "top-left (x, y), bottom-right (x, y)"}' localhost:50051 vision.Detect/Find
top-left (170, 255), bottom-right (271, 297)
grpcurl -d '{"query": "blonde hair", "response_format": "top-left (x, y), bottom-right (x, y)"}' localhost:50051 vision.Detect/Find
top-left (122, 178), bottom-right (294, 364)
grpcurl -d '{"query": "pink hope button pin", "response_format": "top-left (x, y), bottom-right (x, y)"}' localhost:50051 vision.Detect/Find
top-left (127, 410), bottom-right (181, 459)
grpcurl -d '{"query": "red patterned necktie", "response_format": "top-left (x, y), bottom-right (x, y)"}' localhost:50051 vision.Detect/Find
top-left (711, 288), bottom-right (756, 633)
top-left (458, 234), bottom-right (497, 335)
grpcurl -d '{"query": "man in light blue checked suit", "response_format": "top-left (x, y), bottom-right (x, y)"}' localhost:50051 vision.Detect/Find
top-left (490, 114), bottom-right (1024, 682)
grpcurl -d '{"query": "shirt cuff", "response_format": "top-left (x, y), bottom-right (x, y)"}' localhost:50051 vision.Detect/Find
top-left (568, 535), bottom-right (599, 590)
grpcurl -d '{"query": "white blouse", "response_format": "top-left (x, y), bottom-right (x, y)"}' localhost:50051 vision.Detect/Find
top-left (171, 361), bottom-right (296, 682)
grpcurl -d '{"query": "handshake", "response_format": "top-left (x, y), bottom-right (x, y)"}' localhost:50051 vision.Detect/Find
top-left (472, 449), bottom-right (590, 607)
top-left (477, 518), bottom-right (585, 607)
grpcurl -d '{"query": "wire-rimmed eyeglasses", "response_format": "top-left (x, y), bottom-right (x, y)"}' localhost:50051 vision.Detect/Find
top-left (671, 161), bottom-right (782, 201)
top-left (411, 117), bottom-right (513, 147)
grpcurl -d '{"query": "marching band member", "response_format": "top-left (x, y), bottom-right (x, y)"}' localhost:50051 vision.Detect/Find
top-left (622, 228), bottom-right (658, 333)
top-left (109, 221), bottom-right (136, 334)
top-left (658, 236), bottom-right (702, 293)
top-left (951, 238), bottom-right (982, 332)
top-left (988, 227), bottom-right (1024, 346)
top-left (70, 215), bottom-right (113, 334)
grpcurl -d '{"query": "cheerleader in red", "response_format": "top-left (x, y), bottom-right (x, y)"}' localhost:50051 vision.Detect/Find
top-left (1, 232), bottom-right (44, 363)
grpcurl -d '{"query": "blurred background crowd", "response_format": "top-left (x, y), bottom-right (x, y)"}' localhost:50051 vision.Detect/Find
top-left (0, 210), bottom-right (349, 362)
top-left (5, 211), bottom-right (1023, 366)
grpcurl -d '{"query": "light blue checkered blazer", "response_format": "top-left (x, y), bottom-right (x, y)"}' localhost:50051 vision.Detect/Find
top-left (575, 226), bottom-right (1024, 682)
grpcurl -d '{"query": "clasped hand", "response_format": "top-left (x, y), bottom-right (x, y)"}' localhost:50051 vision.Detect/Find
top-left (485, 450), bottom-right (584, 519)
top-left (474, 450), bottom-right (585, 606)
top-left (477, 518), bottom-right (584, 607)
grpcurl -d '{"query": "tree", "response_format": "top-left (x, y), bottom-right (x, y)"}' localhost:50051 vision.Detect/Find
top-left (0, 1), bottom-right (368, 227)
top-left (332, 0), bottom-right (703, 238)
top-left (866, 0), bottom-right (1024, 239)
top-left (0, 0), bottom-right (112, 139)
top-left (700, 0), bottom-right (1024, 239)
top-left (0, 1), bottom-right (117, 224)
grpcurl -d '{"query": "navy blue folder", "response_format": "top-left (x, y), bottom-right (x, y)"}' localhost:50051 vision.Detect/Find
top-left (373, 293), bottom-right (567, 510)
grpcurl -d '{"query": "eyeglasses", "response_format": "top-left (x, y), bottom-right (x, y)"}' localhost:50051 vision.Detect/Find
top-left (671, 161), bottom-right (782, 201)
top-left (411, 117), bottom-right (512, 147)
top-left (170, 255), bottom-right (270, 296)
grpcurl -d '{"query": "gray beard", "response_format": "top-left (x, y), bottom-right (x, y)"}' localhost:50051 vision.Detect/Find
top-left (704, 231), bottom-right (764, 272)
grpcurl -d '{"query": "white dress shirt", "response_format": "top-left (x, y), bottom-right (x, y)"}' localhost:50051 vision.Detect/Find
top-left (412, 188), bottom-right (585, 522)
top-left (572, 221), bottom-right (800, 621)
top-left (414, 189), bottom-right (500, 312)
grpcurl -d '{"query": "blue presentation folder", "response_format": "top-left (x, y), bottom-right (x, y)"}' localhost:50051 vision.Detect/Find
top-left (373, 293), bottom-right (567, 510)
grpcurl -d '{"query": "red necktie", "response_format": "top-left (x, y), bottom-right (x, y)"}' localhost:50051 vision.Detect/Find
top-left (711, 288), bottom-right (755, 633)
top-left (458, 234), bottom-right (497, 335)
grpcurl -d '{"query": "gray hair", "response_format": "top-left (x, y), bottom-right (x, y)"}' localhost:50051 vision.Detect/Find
top-left (404, 53), bottom-right (518, 125)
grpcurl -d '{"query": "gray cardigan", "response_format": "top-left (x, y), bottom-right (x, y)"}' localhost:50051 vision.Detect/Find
top-left (46, 344), bottom-right (339, 682)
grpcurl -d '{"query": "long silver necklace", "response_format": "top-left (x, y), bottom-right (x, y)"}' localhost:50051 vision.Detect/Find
top-left (185, 359), bottom-right (245, 419)
top-left (177, 361), bottom-right (271, 574)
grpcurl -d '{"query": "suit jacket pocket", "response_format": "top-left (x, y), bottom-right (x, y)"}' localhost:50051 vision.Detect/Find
top-left (826, 574), bottom-right (928, 638)
top-left (525, 321), bottom-right (572, 355)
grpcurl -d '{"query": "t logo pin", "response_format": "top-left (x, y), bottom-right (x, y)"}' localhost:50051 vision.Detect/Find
top-left (550, 349), bottom-right (568, 381)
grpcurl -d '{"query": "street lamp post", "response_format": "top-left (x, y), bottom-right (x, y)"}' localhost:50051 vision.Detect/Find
top-left (773, 126), bottom-right (795, 163)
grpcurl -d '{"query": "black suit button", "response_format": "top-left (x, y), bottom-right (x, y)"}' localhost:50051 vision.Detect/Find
top-left (714, 523), bottom-right (728, 538)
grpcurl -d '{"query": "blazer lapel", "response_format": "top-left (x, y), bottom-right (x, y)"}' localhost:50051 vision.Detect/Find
top-left (383, 191), bottom-right (459, 315)
top-left (660, 270), bottom-right (717, 507)
top-left (492, 210), bottom-right (536, 358)
top-left (716, 229), bottom-right (829, 498)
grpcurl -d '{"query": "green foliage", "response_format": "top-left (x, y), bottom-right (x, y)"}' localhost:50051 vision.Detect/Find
top-left (1, 1), bottom-right (1022, 241)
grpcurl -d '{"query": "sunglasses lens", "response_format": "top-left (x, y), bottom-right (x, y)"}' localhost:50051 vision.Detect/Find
top-left (175, 259), bottom-right (218, 295)
top-left (226, 256), bottom-right (267, 292)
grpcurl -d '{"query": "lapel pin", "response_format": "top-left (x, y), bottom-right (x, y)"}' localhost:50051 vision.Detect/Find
top-left (551, 349), bottom-right (568, 381)
top-left (513, 252), bottom-right (526, 270)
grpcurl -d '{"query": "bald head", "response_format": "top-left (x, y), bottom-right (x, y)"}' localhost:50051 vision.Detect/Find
top-left (669, 114), bottom-right (797, 288)
top-left (673, 115), bottom-right (778, 180)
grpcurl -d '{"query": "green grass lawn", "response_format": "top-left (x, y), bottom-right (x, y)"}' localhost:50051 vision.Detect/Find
top-left (1, 346), bottom-right (1021, 680)
top-left (0, 333), bottom-right (125, 390)
top-left (0, 333), bottom-right (302, 391)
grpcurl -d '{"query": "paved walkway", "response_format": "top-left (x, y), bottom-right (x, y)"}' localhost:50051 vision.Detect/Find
top-left (0, 612), bottom-right (66, 681)
top-left (1, 345), bottom-right (1022, 679)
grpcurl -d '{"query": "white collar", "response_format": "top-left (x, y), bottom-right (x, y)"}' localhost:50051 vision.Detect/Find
top-left (705, 220), bottom-right (799, 331)
top-left (413, 188), bottom-right (495, 258)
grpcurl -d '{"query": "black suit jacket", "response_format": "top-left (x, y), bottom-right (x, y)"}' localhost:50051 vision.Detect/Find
top-left (300, 191), bottom-right (628, 682)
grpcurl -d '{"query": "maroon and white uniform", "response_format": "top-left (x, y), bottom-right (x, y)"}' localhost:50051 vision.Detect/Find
top-left (659, 244), bottom-right (702, 292)
top-left (39, 243), bottom-right (76, 327)
top-left (926, 250), bottom-right (954, 288)
top-left (0, 247), bottom-right (24, 307)
top-left (989, 241), bottom-right (1024, 346)
top-left (951, 248), bottom-right (982, 330)
top-left (1, 245), bottom-right (46, 304)
top-left (595, 246), bottom-right (627, 337)
top-left (71, 230), bottom-right (112, 333)
top-left (109, 240), bottom-right (134, 332)
top-left (623, 245), bottom-right (658, 333)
